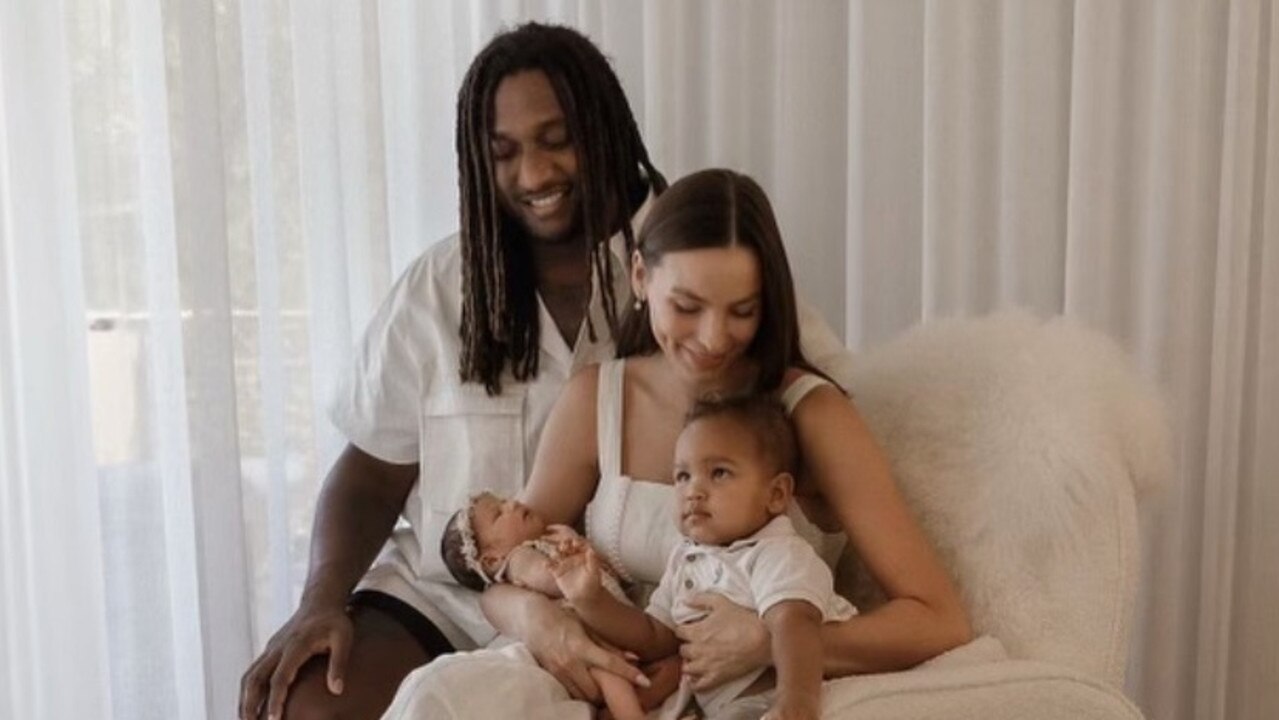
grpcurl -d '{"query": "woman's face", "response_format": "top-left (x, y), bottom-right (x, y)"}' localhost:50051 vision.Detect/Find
top-left (634, 245), bottom-right (763, 385)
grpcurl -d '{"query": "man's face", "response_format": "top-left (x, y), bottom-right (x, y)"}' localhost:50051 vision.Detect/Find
top-left (490, 69), bottom-right (581, 243)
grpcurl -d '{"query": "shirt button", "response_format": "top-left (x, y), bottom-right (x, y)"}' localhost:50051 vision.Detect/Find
top-left (684, 579), bottom-right (693, 589)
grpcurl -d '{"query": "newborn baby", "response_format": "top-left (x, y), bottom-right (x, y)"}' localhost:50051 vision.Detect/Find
top-left (441, 491), bottom-right (678, 719)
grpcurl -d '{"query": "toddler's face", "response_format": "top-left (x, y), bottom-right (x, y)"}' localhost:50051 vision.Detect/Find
top-left (672, 416), bottom-right (788, 545)
top-left (472, 493), bottom-right (547, 562)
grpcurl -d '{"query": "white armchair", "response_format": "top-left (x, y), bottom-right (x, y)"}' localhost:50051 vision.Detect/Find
top-left (822, 311), bottom-right (1170, 719)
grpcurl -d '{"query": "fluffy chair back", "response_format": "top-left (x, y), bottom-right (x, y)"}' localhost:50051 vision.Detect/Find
top-left (840, 311), bottom-right (1171, 687)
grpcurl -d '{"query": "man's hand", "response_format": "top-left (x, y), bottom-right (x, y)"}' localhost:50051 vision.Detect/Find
top-left (523, 604), bottom-right (648, 702)
top-left (238, 602), bottom-right (352, 720)
top-left (237, 444), bottom-right (416, 718)
top-left (673, 592), bottom-right (771, 691)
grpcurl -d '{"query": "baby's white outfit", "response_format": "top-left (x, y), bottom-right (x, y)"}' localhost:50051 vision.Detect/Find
top-left (503, 536), bottom-right (629, 604)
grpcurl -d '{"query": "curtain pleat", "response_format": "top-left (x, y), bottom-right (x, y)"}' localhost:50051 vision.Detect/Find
top-left (0, 0), bottom-right (113, 718)
top-left (130, 0), bottom-right (204, 715)
top-left (845, 0), bottom-right (927, 347)
top-left (164, 0), bottom-right (252, 716)
top-left (1197, 3), bottom-right (1274, 719)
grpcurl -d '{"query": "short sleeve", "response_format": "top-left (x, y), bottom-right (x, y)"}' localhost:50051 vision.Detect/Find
top-left (779, 373), bottom-right (832, 415)
top-left (643, 546), bottom-right (684, 629)
top-left (748, 537), bottom-right (839, 619)
top-left (328, 254), bottom-right (436, 465)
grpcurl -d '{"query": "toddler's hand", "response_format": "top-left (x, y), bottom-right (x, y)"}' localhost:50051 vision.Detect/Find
top-left (548, 540), bottom-right (604, 604)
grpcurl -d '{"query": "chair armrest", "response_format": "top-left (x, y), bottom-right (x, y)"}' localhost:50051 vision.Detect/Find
top-left (823, 658), bottom-right (1144, 719)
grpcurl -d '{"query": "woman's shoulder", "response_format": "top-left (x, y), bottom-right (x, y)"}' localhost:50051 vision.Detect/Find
top-left (567, 357), bottom-right (634, 393)
top-left (779, 367), bottom-right (843, 414)
top-left (569, 360), bottom-right (605, 382)
top-left (781, 367), bottom-right (813, 389)
top-left (618, 354), bottom-right (665, 393)
top-left (560, 362), bottom-right (606, 405)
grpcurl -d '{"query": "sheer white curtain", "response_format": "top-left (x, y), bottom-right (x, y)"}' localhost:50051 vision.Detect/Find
top-left (1, 1), bottom-right (1274, 719)
top-left (843, 4), bottom-right (1278, 720)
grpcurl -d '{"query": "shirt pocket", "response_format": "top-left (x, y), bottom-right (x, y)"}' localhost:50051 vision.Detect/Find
top-left (419, 385), bottom-right (527, 513)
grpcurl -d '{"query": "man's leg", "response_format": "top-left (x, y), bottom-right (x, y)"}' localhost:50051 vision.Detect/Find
top-left (280, 601), bottom-right (446, 720)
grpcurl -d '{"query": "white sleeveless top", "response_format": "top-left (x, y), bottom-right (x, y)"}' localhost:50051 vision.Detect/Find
top-left (583, 360), bottom-right (847, 600)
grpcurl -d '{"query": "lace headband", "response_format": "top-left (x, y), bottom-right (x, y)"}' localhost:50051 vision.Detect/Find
top-left (456, 492), bottom-right (499, 587)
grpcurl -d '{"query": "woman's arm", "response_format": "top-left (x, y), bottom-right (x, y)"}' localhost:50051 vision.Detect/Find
top-left (485, 365), bottom-right (601, 640)
top-left (792, 383), bottom-right (972, 673)
top-left (516, 365), bottom-right (602, 524)
top-left (480, 584), bottom-right (646, 701)
top-left (480, 365), bottom-right (650, 699)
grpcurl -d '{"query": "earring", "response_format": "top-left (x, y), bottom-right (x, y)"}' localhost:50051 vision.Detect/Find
top-left (633, 297), bottom-right (646, 311)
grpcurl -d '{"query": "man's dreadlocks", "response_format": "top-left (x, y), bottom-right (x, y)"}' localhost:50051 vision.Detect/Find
top-left (456, 22), bottom-right (667, 395)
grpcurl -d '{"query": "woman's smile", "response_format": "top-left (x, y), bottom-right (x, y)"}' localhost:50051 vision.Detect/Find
top-left (636, 245), bottom-right (763, 387)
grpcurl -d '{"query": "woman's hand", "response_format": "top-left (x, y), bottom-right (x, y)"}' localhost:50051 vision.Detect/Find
top-left (673, 593), bottom-right (771, 691)
top-left (523, 601), bottom-right (647, 702)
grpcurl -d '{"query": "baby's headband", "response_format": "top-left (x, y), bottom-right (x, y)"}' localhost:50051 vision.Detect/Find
top-left (455, 492), bottom-right (498, 587)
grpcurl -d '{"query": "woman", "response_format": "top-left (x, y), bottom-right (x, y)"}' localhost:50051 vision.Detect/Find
top-left (381, 170), bottom-right (971, 719)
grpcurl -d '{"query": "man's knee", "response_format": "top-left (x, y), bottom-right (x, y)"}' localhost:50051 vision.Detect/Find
top-left (277, 604), bottom-right (434, 720)
top-left (278, 658), bottom-right (356, 720)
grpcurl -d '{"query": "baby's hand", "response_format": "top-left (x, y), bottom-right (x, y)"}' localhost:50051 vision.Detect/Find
top-left (543, 523), bottom-right (581, 545)
top-left (548, 540), bottom-right (604, 604)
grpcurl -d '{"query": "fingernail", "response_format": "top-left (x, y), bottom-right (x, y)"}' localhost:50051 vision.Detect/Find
top-left (332, 677), bottom-right (344, 695)
top-left (636, 674), bottom-right (652, 688)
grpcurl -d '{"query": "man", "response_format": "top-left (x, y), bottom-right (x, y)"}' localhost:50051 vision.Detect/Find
top-left (239, 23), bottom-right (666, 720)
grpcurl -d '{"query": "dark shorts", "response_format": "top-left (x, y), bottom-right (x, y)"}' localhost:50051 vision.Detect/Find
top-left (349, 589), bottom-right (455, 658)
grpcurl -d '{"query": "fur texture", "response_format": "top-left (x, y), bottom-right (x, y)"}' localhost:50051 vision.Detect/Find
top-left (839, 310), bottom-right (1171, 685)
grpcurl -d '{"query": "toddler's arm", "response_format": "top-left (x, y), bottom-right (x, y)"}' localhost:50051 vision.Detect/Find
top-left (762, 600), bottom-right (823, 720)
top-left (551, 541), bottom-right (679, 661)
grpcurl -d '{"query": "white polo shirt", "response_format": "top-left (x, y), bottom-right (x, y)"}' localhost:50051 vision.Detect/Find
top-left (647, 515), bottom-right (857, 627)
top-left (329, 201), bottom-right (857, 650)
top-left (646, 515), bottom-right (857, 718)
